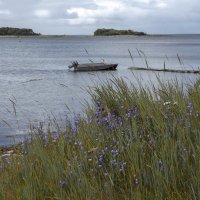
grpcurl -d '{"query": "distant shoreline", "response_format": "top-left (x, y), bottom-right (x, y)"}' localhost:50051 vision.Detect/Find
top-left (0, 34), bottom-right (200, 39)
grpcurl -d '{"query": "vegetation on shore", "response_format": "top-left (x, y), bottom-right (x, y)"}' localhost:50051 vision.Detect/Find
top-left (0, 27), bottom-right (40, 36)
top-left (94, 28), bottom-right (146, 36)
top-left (0, 77), bottom-right (200, 199)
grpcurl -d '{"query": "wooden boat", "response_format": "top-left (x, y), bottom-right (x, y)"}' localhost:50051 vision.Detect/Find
top-left (69, 61), bottom-right (118, 71)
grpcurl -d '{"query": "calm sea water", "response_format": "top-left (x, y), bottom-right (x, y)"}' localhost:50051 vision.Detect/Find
top-left (0, 35), bottom-right (200, 145)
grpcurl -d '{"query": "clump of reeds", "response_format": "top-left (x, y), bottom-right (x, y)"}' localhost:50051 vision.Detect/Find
top-left (0, 77), bottom-right (200, 199)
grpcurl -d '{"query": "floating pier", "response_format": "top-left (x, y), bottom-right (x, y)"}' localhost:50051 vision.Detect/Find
top-left (128, 67), bottom-right (200, 74)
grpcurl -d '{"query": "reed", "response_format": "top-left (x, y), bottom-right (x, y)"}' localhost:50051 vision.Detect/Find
top-left (128, 49), bottom-right (199, 74)
top-left (0, 77), bottom-right (200, 200)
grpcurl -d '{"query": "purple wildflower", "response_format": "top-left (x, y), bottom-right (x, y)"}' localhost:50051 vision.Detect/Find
top-left (111, 123), bottom-right (115, 130)
top-left (52, 131), bottom-right (59, 141)
top-left (126, 110), bottom-right (131, 120)
top-left (102, 109), bottom-right (106, 115)
top-left (108, 113), bottom-right (112, 120)
top-left (96, 101), bottom-right (101, 109)
top-left (79, 141), bottom-right (83, 150)
top-left (3, 157), bottom-right (11, 164)
top-left (112, 159), bottom-right (117, 166)
top-left (89, 116), bottom-right (93, 123)
top-left (159, 160), bottom-right (164, 171)
top-left (102, 117), bottom-right (108, 123)
top-left (98, 121), bottom-right (102, 126)
top-left (60, 180), bottom-right (65, 188)
top-left (95, 111), bottom-right (100, 118)
top-left (104, 172), bottom-right (109, 176)
top-left (119, 162), bottom-right (126, 172)
top-left (99, 155), bottom-right (103, 162)
top-left (134, 175), bottom-right (139, 185)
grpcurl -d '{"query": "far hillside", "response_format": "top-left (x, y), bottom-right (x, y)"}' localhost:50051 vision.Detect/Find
top-left (0, 27), bottom-right (40, 36)
top-left (94, 28), bottom-right (147, 36)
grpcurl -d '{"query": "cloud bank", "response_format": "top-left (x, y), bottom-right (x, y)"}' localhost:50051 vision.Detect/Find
top-left (0, 0), bottom-right (199, 34)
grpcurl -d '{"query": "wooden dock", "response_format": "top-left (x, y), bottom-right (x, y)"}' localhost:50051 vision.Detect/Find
top-left (128, 67), bottom-right (200, 74)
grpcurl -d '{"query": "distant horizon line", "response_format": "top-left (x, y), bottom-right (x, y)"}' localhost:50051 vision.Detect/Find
top-left (1, 33), bottom-right (200, 37)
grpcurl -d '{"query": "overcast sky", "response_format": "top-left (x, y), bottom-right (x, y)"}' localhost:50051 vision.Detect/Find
top-left (0, 0), bottom-right (199, 35)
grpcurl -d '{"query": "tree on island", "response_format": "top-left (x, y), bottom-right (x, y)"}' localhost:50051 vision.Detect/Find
top-left (94, 28), bottom-right (146, 36)
top-left (0, 27), bottom-right (40, 36)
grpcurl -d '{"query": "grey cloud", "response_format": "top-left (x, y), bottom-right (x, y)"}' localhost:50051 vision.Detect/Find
top-left (0, 0), bottom-right (199, 34)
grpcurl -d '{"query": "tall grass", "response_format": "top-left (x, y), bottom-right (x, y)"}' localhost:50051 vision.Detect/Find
top-left (0, 77), bottom-right (200, 199)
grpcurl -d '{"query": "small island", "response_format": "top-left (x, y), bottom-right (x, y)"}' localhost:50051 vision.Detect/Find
top-left (94, 28), bottom-right (146, 36)
top-left (0, 27), bottom-right (40, 36)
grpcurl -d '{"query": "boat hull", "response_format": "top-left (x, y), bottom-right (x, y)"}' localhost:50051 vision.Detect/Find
top-left (69, 63), bottom-right (118, 71)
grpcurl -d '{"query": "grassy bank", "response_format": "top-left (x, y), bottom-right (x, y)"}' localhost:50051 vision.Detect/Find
top-left (0, 77), bottom-right (200, 199)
